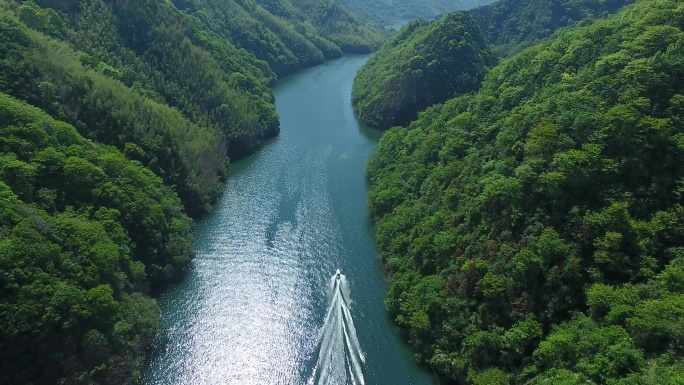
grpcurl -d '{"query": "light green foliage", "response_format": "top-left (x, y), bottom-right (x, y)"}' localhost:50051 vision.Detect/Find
top-left (368, 0), bottom-right (684, 382)
top-left (524, 120), bottom-right (559, 159)
top-left (0, 94), bottom-right (190, 384)
top-left (617, 353), bottom-right (684, 384)
top-left (503, 316), bottom-right (543, 357)
top-left (0, 0), bottom-right (381, 214)
top-left (0, 0), bottom-right (384, 382)
top-left (627, 295), bottom-right (684, 354)
top-left (352, 12), bottom-right (493, 129)
top-left (174, 0), bottom-right (385, 76)
top-left (469, 367), bottom-right (511, 385)
top-left (533, 316), bottom-right (643, 383)
top-left (469, 0), bottom-right (635, 57)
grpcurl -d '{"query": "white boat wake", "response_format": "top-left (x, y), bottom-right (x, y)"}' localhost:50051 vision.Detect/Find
top-left (308, 270), bottom-right (365, 385)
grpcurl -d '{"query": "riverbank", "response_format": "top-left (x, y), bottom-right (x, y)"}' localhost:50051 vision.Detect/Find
top-left (143, 56), bottom-right (437, 385)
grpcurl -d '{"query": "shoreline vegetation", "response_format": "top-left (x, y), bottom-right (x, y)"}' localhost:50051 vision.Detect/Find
top-left (364, 0), bottom-right (684, 383)
top-left (0, 0), bottom-right (383, 383)
top-left (3, 0), bottom-right (684, 383)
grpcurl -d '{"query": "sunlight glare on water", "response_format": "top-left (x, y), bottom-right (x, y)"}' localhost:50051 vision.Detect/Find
top-left (143, 56), bottom-right (437, 385)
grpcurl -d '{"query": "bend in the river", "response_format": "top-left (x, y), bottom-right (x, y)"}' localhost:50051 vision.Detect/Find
top-left (143, 55), bottom-right (438, 385)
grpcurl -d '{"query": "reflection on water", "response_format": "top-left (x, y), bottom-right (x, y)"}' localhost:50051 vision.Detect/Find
top-left (143, 56), bottom-right (437, 385)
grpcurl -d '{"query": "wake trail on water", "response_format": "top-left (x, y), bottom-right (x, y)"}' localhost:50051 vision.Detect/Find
top-left (308, 273), bottom-right (365, 385)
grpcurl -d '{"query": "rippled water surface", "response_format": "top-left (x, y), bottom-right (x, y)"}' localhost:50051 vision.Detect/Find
top-left (143, 55), bottom-right (437, 385)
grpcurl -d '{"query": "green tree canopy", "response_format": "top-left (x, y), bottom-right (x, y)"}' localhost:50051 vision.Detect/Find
top-left (352, 12), bottom-right (494, 129)
top-left (0, 93), bottom-right (192, 384)
top-left (367, 0), bottom-right (684, 382)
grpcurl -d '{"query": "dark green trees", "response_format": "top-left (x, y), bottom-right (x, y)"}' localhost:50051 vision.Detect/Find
top-left (1, 0), bottom-right (383, 214)
top-left (368, 0), bottom-right (684, 382)
top-left (0, 0), bottom-right (384, 383)
top-left (352, 12), bottom-right (493, 129)
top-left (172, 0), bottom-right (385, 77)
top-left (0, 94), bottom-right (193, 384)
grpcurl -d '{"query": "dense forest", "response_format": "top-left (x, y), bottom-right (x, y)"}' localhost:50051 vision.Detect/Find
top-left (352, 12), bottom-right (494, 129)
top-left (351, 0), bottom-right (634, 131)
top-left (172, 0), bottom-right (386, 76)
top-left (337, 0), bottom-right (494, 22)
top-left (0, 0), bottom-right (383, 383)
top-left (0, 93), bottom-right (193, 384)
top-left (367, 0), bottom-right (684, 383)
top-left (469, 0), bottom-right (635, 57)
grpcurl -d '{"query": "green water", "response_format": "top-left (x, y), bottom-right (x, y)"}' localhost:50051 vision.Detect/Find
top-left (143, 55), bottom-right (438, 385)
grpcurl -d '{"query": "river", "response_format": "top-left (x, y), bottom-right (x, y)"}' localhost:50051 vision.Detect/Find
top-left (143, 55), bottom-right (438, 385)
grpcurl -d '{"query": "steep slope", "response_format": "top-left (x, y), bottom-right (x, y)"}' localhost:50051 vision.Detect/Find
top-left (468, 0), bottom-right (635, 56)
top-left (2, 0), bottom-right (382, 214)
top-left (0, 93), bottom-right (193, 385)
top-left (352, 12), bottom-right (493, 129)
top-left (173, 0), bottom-right (386, 76)
top-left (1, 0), bottom-right (273, 215)
top-left (0, 0), bottom-right (385, 383)
top-left (368, 0), bottom-right (684, 383)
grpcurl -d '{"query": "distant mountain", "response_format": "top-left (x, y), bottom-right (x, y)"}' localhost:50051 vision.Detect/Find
top-left (337, 0), bottom-right (496, 23)
top-left (352, 0), bottom-right (635, 132)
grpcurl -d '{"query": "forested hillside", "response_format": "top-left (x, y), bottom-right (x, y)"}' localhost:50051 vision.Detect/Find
top-left (0, 0), bottom-right (384, 217)
top-left (0, 11), bottom-right (233, 216)
top-left (352, 12), bottom-right (493, 129)
top-left (172, 0), bottom-right (385, 76)
top-left (0, 0), bottom-right (383, 383)
top-left (468, 0), bottom-right (635, 56)
top-left (351, 0), bottom-right (633, 132)
top-left (368, 0), bottom-right (684, 383)
top-left (0, 93), bottom-right (193, 384)
top-left (337, 0), bottom-right (494, 22)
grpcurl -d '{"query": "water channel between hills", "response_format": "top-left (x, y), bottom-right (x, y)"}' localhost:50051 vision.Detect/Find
top-left (143, 55), bottom-right (438, 385)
